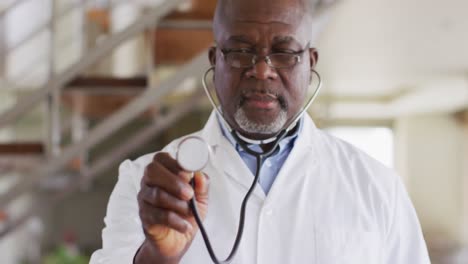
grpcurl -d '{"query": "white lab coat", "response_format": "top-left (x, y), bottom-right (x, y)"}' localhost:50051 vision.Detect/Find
top-left (90, 112), bottom-right (430, 264)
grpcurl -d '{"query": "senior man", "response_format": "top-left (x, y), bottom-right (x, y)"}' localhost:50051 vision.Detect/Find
top-left (91, 0), bottom-right (430, 263)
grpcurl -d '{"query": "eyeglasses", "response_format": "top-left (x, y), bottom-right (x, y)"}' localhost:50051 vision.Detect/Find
top-left (220, 44), bottom-right (309, 69)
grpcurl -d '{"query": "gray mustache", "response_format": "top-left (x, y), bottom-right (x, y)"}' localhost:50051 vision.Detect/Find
top-left (238, 92), bottom-right (288, 110)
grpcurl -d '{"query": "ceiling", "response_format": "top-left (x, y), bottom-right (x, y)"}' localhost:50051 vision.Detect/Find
top-left (314, 0), bottom-right (468, 119)
top-left (1, 0), bottom-right (466, 121)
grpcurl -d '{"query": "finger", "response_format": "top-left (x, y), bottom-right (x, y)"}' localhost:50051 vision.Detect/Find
top-left (178, 170), bottom-right (193, 183)
top-left (139, 186), bottom-right (191, 217)
top-left (153, 152), bottom-right (182, 175)
top-left (153, 152), bottom-right (193, 182)
top-left (144, 162), bottom-right (194, 201)
top-left (140, 203), bottom-right (192, 234)
top-left (193, 172), bottom-right (210, 201)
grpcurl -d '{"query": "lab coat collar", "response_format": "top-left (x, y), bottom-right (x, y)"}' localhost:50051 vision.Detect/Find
top-left (201, 112), bottom-right (264, 199)
top-left (201, 111), bottom-right (318, 149)
top-left (200, 111), bottom-right (319, 200)
top-left (216, 113), bottom-right (304, 156)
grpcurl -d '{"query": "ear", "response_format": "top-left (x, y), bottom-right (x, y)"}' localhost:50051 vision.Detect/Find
top-left (309, 47), bottom-right (319, 68)
top-left (209, 46), bottom-right (217, 66)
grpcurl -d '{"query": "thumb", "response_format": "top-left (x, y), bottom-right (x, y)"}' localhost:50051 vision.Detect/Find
top-left (193, 172), bottom-right (209, 202)
top-left (189, 172), bottom-right (210, 223)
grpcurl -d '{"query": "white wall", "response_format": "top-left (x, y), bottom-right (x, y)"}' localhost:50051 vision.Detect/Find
top-left (53, 3), bottom-right (85, 73)
top-left (395, 114), bottom-right (465, 245)
top-left (5, 0), bottom-right (51, 86)
top-left (111, 3), bottom-right (146, 77)
top-left (4, 0), bottom-right (85, 87)
top-left (461, 120), bottom-right (468, 245)
top-left (0, 14), bottom-right (5, 75)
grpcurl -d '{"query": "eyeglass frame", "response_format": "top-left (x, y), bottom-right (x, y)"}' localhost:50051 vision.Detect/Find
top-left (219, 43), bottom-right (311, 69)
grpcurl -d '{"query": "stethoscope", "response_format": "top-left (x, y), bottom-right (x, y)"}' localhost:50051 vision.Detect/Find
top-left (175, 66), bottom-right (322, 263)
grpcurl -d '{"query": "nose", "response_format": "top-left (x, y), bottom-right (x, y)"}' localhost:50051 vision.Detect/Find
top-left (245, 57), bottom-right (278, 80)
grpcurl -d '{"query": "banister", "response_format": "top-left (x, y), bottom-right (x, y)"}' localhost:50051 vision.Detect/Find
top-left (0, 0), bottom-right (188, 128)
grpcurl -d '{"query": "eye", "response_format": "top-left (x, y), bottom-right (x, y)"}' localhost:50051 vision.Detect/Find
top-left (272, 48), bottom-right (299, 54)
top-left (229, 48), bottom-right (254, 53)
top-left (272, 43), bottom-right (302, 54)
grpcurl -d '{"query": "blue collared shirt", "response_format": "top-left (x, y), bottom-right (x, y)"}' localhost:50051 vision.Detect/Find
top-left (217, 115), bottom-right (303, 194)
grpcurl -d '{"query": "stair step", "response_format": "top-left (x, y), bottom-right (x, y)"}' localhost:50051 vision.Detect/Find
top-left (65, 76), bottom-right (148, 93)
top-left (0, 143), bottom-right (44, 173)
top-left (153, 0), bottom-right (215, 65)
top-left (62, 76), bottom-right (156, 119)
top-left (0, 143), bottom-right (44, 155)
top-left (61, 93), bottom-right (158, 119)
top-left (66, 76), bottom-right (148, 88)
top-left (86, 2), bottom-right (215, 66)
top-left (0, 146), bottom-right (84, 175)
top-left (154, 28), bottom-right (213, 65)
top-left (0, 155), bottom-right (43, 174)
top-left (165, 0), bottom-right (216, 20)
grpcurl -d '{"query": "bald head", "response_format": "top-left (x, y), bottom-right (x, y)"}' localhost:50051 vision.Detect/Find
top-left (213, 0), bottom-right (315, 43)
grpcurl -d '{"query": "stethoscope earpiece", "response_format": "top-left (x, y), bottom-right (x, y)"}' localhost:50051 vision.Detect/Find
top-left (202, 65), bottom-right (322, 143)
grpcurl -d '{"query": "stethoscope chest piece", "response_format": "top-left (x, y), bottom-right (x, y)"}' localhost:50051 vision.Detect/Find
top-left (176, 136), bottom-right (211, 172)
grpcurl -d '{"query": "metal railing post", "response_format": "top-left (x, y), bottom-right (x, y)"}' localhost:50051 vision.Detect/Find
top-left (146, 22), bottom-right (157, 120)
top-left (0, 0), bottom-right (188, 128)
top-left (0, 50), bottom-right (208, 209)
top-left (45, 0), bottom-right (61, 157)
top-left (81, 0), bottom-right (88, 58)
top-left (0, 89), bottom-right (206, 238)
top-left (146, 24), bottom-right (156, 81)
top-left (71, 108), bottom-right (89, 180)
top-left (0, 15), bottom-right (5, 77)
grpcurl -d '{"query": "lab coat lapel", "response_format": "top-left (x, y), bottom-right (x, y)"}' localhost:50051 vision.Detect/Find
top-left (265, 115), bottom-right (320, 202)
top-left (201, 112), bottom-right (266, 201)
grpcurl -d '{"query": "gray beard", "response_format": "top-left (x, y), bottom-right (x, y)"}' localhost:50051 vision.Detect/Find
top-left (234, 108), bottom-right (287, 135)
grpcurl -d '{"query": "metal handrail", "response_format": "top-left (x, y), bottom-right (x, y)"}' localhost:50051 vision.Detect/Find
top-left (0, 0), bottom-right (188, 128)
top-left (0, 0), bottom-right (115, 68)
top-left (0, 89), bottom-right (206, 238)
top-left (0, 49), bottom-right (208, 209)
top-left (0, 0), bottom-right (131, 90)
top-left (9, 26), bottom-right (89, 85)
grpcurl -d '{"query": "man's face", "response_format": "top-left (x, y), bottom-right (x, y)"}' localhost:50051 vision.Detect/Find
top-left (210, 0), bottom-right (318, 140)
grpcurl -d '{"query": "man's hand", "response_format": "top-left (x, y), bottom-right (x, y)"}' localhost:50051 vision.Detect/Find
top-left (135, 152), bottom-right (209, 264)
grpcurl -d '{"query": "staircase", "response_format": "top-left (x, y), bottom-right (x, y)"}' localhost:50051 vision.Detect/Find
top-left (0, 0), bottom-right (215, 240)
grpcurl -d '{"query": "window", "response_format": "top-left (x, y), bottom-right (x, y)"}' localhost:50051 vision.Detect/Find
top-left (326, 126), bottom-right (394, 168)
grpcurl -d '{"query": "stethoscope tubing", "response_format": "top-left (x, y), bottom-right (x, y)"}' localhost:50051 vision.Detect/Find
top-left (202, 66), bottom-right (322, 145)
top-left (188, 136), bottom-right (282, 264)
top-left (188, 66), bottom-right (322, 263)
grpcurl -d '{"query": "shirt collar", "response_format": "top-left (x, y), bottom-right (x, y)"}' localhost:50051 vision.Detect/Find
top-left (216, 113), bottom-right (304, 155)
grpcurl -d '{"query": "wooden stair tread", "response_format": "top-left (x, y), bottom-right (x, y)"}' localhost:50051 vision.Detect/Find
top-left (0, 155), bottom-right (43, 173)
top-left (65, 76), bottom-right (148, 92)
top-left (164, 0), bottom-right (216, 20)
top-left (153, 1), bottom-right (215, 65)
top-left (61, 93), bottom-right (158, 119)
top-left (153, 28), bottom-right (213, 65)
top-left (0, 150), bottom-right (87, 174)
top-left (0, 143), bottom-right (44, 155)
top-left (86, 2), bottom-right (215, 66)
top-left (62, 75), bottom-right (155, 119)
